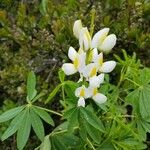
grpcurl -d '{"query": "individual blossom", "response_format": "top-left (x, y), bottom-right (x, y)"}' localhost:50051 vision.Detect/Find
top-left (79, 27), bottom-right (91, 51)
top-left (75, 85), bottom-right (90, 107)
top-left (94, 51), bottom-right (116, 73)
top-left (88, 87), bottom-right (107, 104)
top-left (91, 28), bottom-right (117, 52)
top-left (62, 47), bottom-right (86, 75)
top-left (89, 73), bottom-right (105, 87)
top-left (73, 20), bottom-right (83, 39)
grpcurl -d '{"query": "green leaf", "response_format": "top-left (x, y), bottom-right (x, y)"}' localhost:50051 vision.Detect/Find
top-left (30, 109), bottom-right (44, 141)
top-left (80, 108), bottom-right (105, 132)
top-left (33, 106), bottom-right (54, 126)
top-left (139, 86), bottom-right (150, 118)
top-left (85, 123), bottom-right (101, 144)
top-left (40, 135), bottom-right (51, 150)
top-left (0, 106), bottom-right (25, 123)
top-left (45, 84), bottom-right (62, 104)
top-left (32, 92), bottom-right (45, 103)
top-left (58, 69), bottom-right (65, 83)
top-left (63, 107), bottom-right (76, 119)
top-left (17, 108), bottom-right (31, 150)
top-left (68, 108), bottom-right (79, 132)
top-left (27, 71), bottom-right (37, 102)
top-left (39, 0), bottom-right (48, 15)
top-left (1, 110), bottom-right (26, 141)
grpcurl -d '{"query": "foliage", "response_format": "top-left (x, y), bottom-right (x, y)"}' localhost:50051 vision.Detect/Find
top-left (0, 0), bottom-right (150, 149)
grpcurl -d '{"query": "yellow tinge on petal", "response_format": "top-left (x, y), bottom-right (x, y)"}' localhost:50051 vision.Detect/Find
top-left (73, 57), bottom-right (79, 69)
top-left (99, 57), bottom-right (103, 66)
top-left (90, 67), bottom-right (97, 77)
top-left (99, 32), bottom-right (108, 44)
top-left (93, 88), bottom-right (98, 96)
top-left (80, 89), bottom-right (85, 97)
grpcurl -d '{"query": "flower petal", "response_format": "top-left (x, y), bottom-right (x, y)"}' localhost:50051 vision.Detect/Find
top-left (62, 63), bottom-right (77, 75)
top-left (92, 28), bottom-right (109, 48)
top-left (99, 34), bottom-right (117, 52)
top-left (68, 47), bottom-right (77, 61)
top-left (77, 52), bottom-right (86, 72)
top-left (77, 97), bottom-right (85, 107)
top-left (75, 85), bottom-right (86, 97)
top-left (95, 52), bottom-right (103, 66)
top-left (90, 48), bottom-right (98, 62)
top-left (73, 20), bottom-right (83, 39)
top-left (93, 93), bottom-right (107, 104)
top-left (98, 73), bottom-right (105, 84)
top-left (89, 76), bottom-right (101, 87)
top-left (81, 63), bottom-right (97, 78)
top-left (79, 27), bottom-right (91, 51)
top-left (100, 61), bottom-right (116, 73)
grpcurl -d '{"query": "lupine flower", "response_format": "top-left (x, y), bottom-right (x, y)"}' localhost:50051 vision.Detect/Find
top-left (62, 47), bottom-right (86, 75)
top-left (92, 28), bottom-right (117, 52)
top-left (75, 85), bottom-right (90, 107)
top-left (73, 20), bottom-right (83, 39)
top-left (79, 27), bottom-right (91, 51)
top-left (93, 50), bottom-right (116, 73)
top-left (89, 73), bottom-right (105, 87)
top-left (89, 87), bottom-right (107, 104)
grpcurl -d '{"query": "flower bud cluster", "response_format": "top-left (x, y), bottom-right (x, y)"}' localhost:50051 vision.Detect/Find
top-left (62, 20), bottom-right (117, 107)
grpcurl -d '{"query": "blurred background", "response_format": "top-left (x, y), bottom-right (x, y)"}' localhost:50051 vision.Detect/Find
top-left (0, 0), bottom-right (149, 149)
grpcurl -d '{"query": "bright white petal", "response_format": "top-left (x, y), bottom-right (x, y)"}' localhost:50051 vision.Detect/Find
top-left (81, 63), bottom-right (97, 78)
top-left (77, 97), bottom-right (85, 107)
top-left (75, 85), bottom-right (86, 98)
top-left (79, 27), bottom-right (91, 51)
top-left (73, 20), bottom-right (83, 39)
top-left (78, 52), bottom-right (86, 72)
top-left (99, 34), bottom-right (117, 52)
top-left (100, 61), bottom-right (116, 73)
top-left (92, 28), bottom-right (109, 48)
top-left (95, 52), bottom-right (103, 66)
top-left (91, 48), bottom-right (98, 62)
top-left (62, 63), bottom-right (77, 75)
top-left (98, 73), bottom-right (105, 84)
top-left (93, 93), bottom-right (107, 104)
top-left (68, 47), bottom-right (77, 61)
top-left (89, 76), bottom-right (102, 87)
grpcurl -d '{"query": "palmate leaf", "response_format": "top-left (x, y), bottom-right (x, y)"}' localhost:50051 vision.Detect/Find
top-left (32, 106), bottom-right (54, 126)
top-left (139, 85), bottom-right (150, 118)
top-left (85, 122), bottom-right (101, 144)
top-left (45, 84), bottom-right (62, 104)
top-left (17, 108), bottom-right (31, 150)
top-left (80, 107), bottom-right (105, 132)
top-left (67, 108), bottom-right (79, 132)
top-left (40, 135), bottom-right (51, 150)
top-left (30, 109), bottom-right (45, 141)
top-left (1, 109), bottom-right (26, 141)
top-left (27, 71), bottom-right (37, 102)
top-left (0, 106), bottom-right (25, 123)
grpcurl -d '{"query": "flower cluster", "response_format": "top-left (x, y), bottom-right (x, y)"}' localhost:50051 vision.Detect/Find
top-left (62, 20), bottom-right (117, 107)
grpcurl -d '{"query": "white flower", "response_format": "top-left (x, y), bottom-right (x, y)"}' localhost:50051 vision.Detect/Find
top-left (94, 50), bottom-right (116, 73)
top-left (89, 87), bottom-right (107, 104)
top-left (89, 74), bottom-right (105, 87)
top-left (73, 20), bottom-right (83, 39)
top-left (75, 85), bottom-right (90, 107)
top-left (92, 28), bottom-right (117, 52)
top-left (81, 63), bottom-right (98, 78)
top-left (77, 97), bottom-right (85, 107)
top-left (62, 47), bottom-right (86, 75)
top-left (79, 27), bottom-right (91, 51)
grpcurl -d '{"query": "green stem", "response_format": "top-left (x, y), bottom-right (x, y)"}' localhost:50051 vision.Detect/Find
top-left (34, 105), bottom-right (63, 117)
top-left (125, 77), bottom-right (141, 87)
top-left (87, 138), bottom-right (96, 150)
